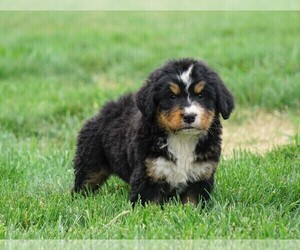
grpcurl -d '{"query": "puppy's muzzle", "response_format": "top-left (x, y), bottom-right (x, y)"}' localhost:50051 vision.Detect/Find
top-left (183, 113), bottom-right (196, 124)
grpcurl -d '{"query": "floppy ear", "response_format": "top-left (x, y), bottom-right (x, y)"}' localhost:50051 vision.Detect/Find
top-left (215, 78), bottom-right (235, 120)
top-left (136, 83), bottom-right (156, 119)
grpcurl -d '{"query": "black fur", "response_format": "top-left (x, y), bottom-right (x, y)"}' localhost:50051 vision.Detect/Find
top-left (72, 58), bottom-right (234, 206)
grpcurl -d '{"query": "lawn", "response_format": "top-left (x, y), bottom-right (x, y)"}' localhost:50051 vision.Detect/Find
top-left (0, 11), bottom-right (299, 239)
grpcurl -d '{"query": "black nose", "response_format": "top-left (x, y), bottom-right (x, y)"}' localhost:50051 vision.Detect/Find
top-left (183, 113), bottom-right (196, 124)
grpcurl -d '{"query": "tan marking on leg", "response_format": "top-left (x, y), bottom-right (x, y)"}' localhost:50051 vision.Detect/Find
top-left (188, 161), bottom-right (218, 182)
top-left (84, 169), bottom-right (111, 190)
top-left (145, 158), bottom-right (166, 182)
top-left (200, 161), bottom-right (217, 180)
top-left (181, 193), bottom-right (199, 205)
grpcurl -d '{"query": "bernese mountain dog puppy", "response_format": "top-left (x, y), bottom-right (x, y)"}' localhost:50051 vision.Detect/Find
top-left (72, 58), bottom-right (234, 206)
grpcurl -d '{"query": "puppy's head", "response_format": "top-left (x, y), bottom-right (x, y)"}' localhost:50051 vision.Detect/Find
top-left (136, 59), bottom-right (235, 134)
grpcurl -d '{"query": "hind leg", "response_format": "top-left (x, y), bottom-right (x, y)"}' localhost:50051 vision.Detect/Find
top-left (73, 167), bottom-right (111, 194)
top-left (72, 117), bottom-right (111, 195)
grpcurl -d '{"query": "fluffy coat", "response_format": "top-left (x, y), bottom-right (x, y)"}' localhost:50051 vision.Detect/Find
top-left (72, 58), bottom-right (235, 206)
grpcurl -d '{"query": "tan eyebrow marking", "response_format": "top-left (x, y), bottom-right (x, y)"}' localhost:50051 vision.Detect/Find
top-left (169, 82), bottom-right (181, 95)
top-left (194, 81), bottom-right (205, 94)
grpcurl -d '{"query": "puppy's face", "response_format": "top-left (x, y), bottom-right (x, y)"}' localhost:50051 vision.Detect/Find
top-left (136, 59), bottom-right (235, 134)
top-left (155, 66), bottom-right (216, 133)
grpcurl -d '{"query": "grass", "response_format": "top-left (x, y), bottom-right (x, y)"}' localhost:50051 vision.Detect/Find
top-left (0, 11), bottom-right (299, 239)
top-left (1, 135), bottom-right (299, 239)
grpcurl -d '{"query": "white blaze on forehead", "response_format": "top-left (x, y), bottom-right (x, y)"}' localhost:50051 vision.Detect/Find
top-left (178, 64), bottom-right (194, 104)
top-left (179, 64), bottom-right (194, 87)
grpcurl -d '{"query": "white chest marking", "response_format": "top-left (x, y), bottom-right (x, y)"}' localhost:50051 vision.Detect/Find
top-left (151, 133), bottom-right (216, 191)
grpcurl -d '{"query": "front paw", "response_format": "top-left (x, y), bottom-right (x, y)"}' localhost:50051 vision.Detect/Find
top-left (129, 192), bottom-right (139, 208)
top-left (130, 182), bottom-right (162, 206)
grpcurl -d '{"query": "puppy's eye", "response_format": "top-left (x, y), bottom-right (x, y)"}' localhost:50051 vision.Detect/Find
top-left (198, 93), bottom-right (205, 99)
top-left (169, 95), bottom-right (177, 100)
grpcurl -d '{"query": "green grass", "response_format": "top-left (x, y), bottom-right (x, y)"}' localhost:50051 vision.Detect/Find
top-left (0, 11), bottom-right (299, 239)
top-left (1, 134), bottom-right (299, 239)
top-left (0, 12), bottom-right (299, 111)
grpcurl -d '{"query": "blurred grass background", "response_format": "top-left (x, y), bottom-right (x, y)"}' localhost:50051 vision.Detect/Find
top-left (1, 12), bottom-right (299, 138)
